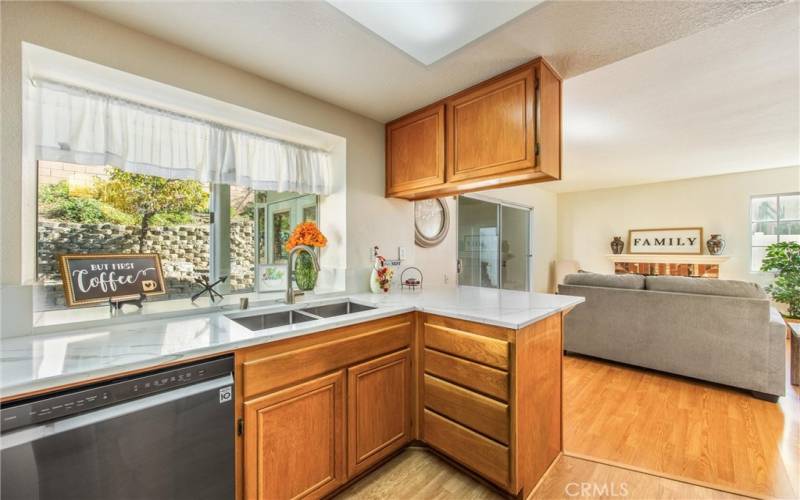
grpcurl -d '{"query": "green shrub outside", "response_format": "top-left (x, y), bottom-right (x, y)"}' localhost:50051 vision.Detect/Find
top-left (38, 170), bottom-right (208, 229)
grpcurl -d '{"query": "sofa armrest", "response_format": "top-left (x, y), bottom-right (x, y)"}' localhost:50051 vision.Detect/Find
top-left (766, 306), bottom-right (787, 397)
top-left (769, 306), bottom-right (786, 332)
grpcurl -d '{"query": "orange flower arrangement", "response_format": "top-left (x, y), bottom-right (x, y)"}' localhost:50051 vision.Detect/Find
top-left (285, 221), bottom-right (327, 251)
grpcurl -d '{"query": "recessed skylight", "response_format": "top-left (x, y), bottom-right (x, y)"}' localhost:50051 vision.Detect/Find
top-left (327, 1), bottom-right (543, 65)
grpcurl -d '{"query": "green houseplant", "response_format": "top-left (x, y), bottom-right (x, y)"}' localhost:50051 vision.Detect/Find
top-left (760, 241), bottom-right (800, 319)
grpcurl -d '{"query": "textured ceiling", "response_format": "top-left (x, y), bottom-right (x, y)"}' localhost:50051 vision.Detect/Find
top-left (552, 1), bottom-right (799, 193)
top-left (73, 0), bottom-right (782, 123)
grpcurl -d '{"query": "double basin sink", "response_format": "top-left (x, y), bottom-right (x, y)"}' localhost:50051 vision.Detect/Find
top-left (227, 300), bottom-right (376, 332)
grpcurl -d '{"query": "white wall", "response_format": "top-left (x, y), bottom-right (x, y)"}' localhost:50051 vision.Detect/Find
top-left (557, 165), bottom-right (800, 287)
top-left (415, 185), bottom-right (559, 293)
top-left (1, 2), bottom-right (415, 334)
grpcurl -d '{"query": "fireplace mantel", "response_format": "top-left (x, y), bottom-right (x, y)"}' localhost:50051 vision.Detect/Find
top-left (605, 254), bottom-right (730, 264)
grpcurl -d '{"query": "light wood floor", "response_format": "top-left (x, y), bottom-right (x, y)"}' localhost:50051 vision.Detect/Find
top-left (563, 340), bottom-right (799, 499)
top-left (335, 449), bottom-right (746, 499)
top-left (336, 340), bottom-right (797, 499)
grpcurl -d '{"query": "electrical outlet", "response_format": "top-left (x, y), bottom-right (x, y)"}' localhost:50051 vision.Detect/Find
top-left (443, 273), bottom-right (449, 284)
top-left (398, 246), bottom-right (407, 260)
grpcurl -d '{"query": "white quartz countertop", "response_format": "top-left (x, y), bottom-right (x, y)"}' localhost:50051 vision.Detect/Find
top-left (0, 287), bottom-right (583, 400)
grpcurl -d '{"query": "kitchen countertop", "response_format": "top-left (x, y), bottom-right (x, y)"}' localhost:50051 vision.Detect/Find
top-left (0, 287), bottom-right (584, 400)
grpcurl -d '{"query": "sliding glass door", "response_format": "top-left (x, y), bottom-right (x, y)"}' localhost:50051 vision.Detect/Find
top-left (457, 196), bottom-right (532, 291)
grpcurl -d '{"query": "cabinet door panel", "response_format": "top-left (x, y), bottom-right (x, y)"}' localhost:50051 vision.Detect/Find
top-left (347, 349), bottom-right (411, 476)
top-left (447, 68), bottom-right (535, 182)
top-left (386, 104), bottom-right (445, 194)
top-left (244, 371), bottom-right (345, 500)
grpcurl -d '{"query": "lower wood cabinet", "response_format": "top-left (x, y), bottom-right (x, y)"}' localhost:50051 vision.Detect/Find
top-left (239, 311), bottom-right (564, 499)
top-left (243, 371), bottom-right (346, 500)
top-left (347, 348), bottom-right (412, 476)
top-left (421, 312), bottom-right (564, 498)
top-left (241, 314), bottom-right (414, 500)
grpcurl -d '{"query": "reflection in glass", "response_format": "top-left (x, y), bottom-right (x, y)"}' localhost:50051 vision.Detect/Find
top-left (457, 197), bottom-right (531, 291)
top-left (780, 194), bottom-right (800, 220)
top-left (271, 210), bottom-right (291, 264)
top-left (458, 197), bottom-right (499, 288)
top-left (501, 205), bottom-right (530, 291)
top-left (751, 197), bottom-right (777, 221)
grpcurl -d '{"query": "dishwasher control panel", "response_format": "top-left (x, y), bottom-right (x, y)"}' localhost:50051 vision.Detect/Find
top-left (0, 356), bottom-right (233, 433)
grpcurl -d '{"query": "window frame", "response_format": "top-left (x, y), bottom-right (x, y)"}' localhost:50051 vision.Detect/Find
top-left (33, 162), bottom-right (322, 309)
top-left (750, 191), bottom-right (800, 272)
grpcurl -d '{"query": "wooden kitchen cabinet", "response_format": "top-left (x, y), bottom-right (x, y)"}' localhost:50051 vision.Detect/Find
top-left (385, 57), bottom-right (562, 200)
top-left (243, 370), bottom-right (346, 500)
top-left (421, 312), bottom-right (564, 498)
top-left (239, 309), bottom-right (564, 499)
top-left (241, 314), bottom-right (414, 499)
top-left (385, 104), bottom-right (445, 195)
top-left (347, 348), bottom-right (412, 476)
top-left (446, 66), bottom-right (534, 183)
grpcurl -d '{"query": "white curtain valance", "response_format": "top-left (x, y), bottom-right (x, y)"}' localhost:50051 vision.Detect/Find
top-left (32, 80), bottom-right (332, 194)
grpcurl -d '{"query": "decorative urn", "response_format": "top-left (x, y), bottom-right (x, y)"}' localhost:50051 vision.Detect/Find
top-left (706, 234), bottom-right (726, 255)
top-left (610, 236), bottom-right (625, 255)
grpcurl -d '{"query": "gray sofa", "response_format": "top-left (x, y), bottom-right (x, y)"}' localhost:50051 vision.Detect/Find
top-left (558, 273), bottom-right (786, 400)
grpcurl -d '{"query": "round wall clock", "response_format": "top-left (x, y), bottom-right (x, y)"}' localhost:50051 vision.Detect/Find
top-left (414, 198), bottom-right (449, 247)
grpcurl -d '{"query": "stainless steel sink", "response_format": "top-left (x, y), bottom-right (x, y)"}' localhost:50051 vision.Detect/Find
top-left (229, 310), bottom-right (318, 331)
top-left (299, 301), bottom-right (376, 318)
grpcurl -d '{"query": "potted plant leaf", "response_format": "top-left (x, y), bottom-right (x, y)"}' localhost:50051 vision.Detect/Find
top-left (760, 241), bottom-right (800, 322)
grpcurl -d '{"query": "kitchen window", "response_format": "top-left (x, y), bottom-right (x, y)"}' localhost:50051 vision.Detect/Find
top-left (29, 77), bottom-right (333, 312)
top-left (35, 162), bottom-right (321, 310)
top-left (751, 193), bottom-right (800, 271)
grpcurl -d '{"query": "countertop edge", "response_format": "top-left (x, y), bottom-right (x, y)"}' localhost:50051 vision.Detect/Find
top-left (1, 293), bottom-right (586, 401)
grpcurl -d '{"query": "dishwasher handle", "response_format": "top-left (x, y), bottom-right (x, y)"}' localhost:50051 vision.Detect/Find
top-left (1, 374), bottom-right (233, 450)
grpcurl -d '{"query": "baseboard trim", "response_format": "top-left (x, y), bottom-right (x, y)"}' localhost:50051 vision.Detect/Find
top-left (562, 451), bottom-right (766, 500)
top-left (525, 452), bottom-right (563, 500)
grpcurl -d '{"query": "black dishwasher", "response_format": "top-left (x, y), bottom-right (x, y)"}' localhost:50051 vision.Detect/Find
top-left (0, 355), bottom-right (235, 500)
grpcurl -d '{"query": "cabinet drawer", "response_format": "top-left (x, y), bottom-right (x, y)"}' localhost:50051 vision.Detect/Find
top-left (243, 319), bottom-right (412, 398)
top-left (423, 409), bottom-right (510, 488)
top-left (424, 322), bottom-right (509, 370)
top-left (424, 348), bottom-right (509, 401)
top-left (424, 374), bottom-right (509, 444)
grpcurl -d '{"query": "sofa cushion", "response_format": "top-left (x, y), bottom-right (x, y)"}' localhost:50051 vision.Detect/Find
top-left (563, 272), bottom-right (645, 290)
top-left (645, 276), bottom-right (767, 299)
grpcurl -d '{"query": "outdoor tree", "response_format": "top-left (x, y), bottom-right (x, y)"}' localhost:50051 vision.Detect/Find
top-left (96, 169), bottom-right (209, 250)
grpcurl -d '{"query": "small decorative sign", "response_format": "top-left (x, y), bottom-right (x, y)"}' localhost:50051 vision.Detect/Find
top-left (628, 227), bottom-right (703, 255)
top-left (58, 253), bottom-right (166, 307)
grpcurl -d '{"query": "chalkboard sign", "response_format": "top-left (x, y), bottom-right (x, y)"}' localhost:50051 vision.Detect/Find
top-left (58, 253), bottom-right (166, 307)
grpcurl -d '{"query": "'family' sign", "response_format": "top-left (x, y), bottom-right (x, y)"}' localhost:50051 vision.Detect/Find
top-left (58, 254), bottom-right (166, 306)
top-left (628, 228), bottom-right (703, 255)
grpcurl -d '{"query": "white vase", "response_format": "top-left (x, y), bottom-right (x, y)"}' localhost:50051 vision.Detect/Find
top-left (369, 266), bottom-right (382, 294)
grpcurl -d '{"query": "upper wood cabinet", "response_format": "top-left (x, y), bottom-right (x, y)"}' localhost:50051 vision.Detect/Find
top-left (385, 58), bottom-right (561, 200)
top-left (385, 104), bottom-right (445, 196)
top-left (447, 66), bottom-right (534, 183)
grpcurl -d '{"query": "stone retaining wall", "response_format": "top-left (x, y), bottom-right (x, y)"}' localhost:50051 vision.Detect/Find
top-left (37, 220), bottom-right (254, 308)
